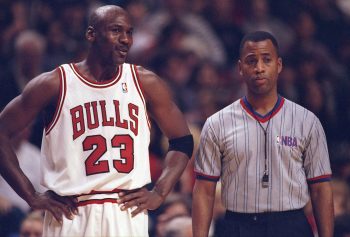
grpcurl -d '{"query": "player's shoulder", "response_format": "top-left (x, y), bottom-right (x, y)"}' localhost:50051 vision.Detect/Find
top-left (21, 68), bottom-right (62, 104)
top-left (128, 64), bottom-right (167, 99)
top-left (131, 64), bottom-right (158, 81)
top-left (26, 68), bottom-right (61, 91)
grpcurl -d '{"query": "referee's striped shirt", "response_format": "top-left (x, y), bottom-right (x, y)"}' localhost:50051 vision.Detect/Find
top-left (194, 96), bottom-right (332, 213)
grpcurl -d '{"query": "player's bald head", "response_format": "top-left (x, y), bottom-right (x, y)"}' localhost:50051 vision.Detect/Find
top-left (88, 5), bottom-right (130, 29)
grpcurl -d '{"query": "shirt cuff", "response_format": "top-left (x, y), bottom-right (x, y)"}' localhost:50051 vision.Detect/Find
top-left (307, 174), bottom-right (332, 184)
top-left (194, 171), bottom-right (220, 182)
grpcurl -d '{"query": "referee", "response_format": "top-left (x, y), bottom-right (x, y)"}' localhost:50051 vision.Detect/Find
top-left (192, 31), bottom-right (334, 237)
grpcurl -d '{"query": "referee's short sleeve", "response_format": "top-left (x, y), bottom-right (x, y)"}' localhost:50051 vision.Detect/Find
top-left (304, 117), bottom-right (332, 184)
top-left (194, 117), bottom-right (221, 182)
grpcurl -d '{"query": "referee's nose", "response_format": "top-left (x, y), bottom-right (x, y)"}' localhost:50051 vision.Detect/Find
top-left (255, 59), bottom-right (266, 74)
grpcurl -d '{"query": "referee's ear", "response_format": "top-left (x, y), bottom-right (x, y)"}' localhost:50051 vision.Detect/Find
top-left (277, 57), bottom-right (283, 74)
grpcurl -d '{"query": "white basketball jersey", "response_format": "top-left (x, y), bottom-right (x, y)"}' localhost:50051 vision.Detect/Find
top-left (41, 63), bottom-right (151, 196)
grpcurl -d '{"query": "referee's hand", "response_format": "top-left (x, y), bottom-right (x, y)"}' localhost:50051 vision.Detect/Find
top-left (28, 190), bottom-right (78, 224)
top-left (117, 187), bottom-right (164, 217)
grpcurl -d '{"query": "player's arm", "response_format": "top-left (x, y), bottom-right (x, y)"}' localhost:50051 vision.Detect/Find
top-left (309, 181), bottom-right (334, 237)
top-left (117, 66), bottom-right (192, 216)
top-left (192, 179), bottom-right (217, 237)
top-left (0, 70), bottom-right (77, 223)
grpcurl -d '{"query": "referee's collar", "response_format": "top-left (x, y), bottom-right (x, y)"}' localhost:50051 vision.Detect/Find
top-left (240, 95), bottom-right (285, 123)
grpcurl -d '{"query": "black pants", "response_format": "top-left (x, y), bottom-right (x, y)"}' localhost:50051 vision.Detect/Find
top-left (218, 209), bottom-right (314, 237)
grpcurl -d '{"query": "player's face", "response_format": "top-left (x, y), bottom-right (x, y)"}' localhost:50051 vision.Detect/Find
top-left (239, 39), bottom-right (282, 97)
top-left (92, 10), bottom-right (133, 66)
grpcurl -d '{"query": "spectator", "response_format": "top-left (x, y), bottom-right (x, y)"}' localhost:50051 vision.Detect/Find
top-left (19, 210), bottom-right (44, 237)
top-left (332, 178), bottom-right (350, 218)
top-left (0, 196), bottom-right (25, 237)
top-left (334, 214), bottom-right (350, 237)
top-left (144, 0), bottom-right (226, 65)
top-left (0, 30), bottom-right (46, 108)
top-left (154, 193), bottom-right (191, 237)
top-left (163, 216), bottom-right (192, 237)
top-left (242, 0), bottom-right (295, 55)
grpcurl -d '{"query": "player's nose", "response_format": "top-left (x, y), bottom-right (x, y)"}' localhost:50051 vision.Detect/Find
top-left (119, 32), bottom-right (132, 46)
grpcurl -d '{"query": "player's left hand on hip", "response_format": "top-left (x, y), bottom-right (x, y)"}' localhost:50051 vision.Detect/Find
top-left (117, 187), bottom-right (163, 217)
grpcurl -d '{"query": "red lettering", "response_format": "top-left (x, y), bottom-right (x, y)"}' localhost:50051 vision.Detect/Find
top-left (114, 100), bottom-right (128, 129)
top-left (99, 100), bottom-right (114, 126)
top-left (84, 101), bottom-right (99, 130)
top-left (70, 105), bottom-right (85, 140)
top-left (128, 103), bottom-right (139, 136)
top-left (70, 100), bottom-right (139, 139)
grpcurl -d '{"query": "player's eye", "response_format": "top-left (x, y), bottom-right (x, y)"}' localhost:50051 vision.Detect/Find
top-left (111, 28), bottom-right (122, 33)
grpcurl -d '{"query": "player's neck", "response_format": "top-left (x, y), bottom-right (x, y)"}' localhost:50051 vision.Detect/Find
top-left (246, 93), bottom-right (279, 115)
top-left (81, 58), bottom-right (120, 82)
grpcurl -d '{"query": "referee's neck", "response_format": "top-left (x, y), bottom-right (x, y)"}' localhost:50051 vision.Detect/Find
top-left (245, 93), bottom-right (279, 115)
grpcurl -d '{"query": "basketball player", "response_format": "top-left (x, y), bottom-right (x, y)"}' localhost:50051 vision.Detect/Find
top-left (0, 5), bottom-right (193, 236)
top-left (192, 31), bottom-right (333, 237)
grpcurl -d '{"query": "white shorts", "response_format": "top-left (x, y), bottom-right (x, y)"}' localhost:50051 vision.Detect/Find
top-left (43, 193), bottom-right (149, 237)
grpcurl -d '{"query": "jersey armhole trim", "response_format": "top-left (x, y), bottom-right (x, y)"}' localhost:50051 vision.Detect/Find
top-left (45, 66), bottom-right (67, 135)
top-left (130, 64), bottom-right (151, 129)
top-left (194, 171), bottom-right (220, 182)
top-left (307, 174), bottom-right (332, 184)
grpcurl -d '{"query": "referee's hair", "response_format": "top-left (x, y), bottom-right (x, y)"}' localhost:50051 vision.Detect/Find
top-left (239, 31), bottom-right (280, 57)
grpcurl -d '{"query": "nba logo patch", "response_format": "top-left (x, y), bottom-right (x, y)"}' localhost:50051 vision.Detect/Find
top-left (122, 83), bottom-right (128, 93)
top-left (276, 135), bottom-right (297, 147)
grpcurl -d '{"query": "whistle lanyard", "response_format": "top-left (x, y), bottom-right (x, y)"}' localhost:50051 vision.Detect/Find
top-left (244, 96), bottom-right (281, 188)
top-left (257, 119), bottom-right (271, 188)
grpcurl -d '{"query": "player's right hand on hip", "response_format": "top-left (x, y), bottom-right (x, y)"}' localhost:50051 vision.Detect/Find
top-left (28, 190), bottom-right (78, 224)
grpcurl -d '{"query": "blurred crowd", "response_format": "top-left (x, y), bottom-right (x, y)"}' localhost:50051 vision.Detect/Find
top-left (0, 0), bottom-right (350, 236)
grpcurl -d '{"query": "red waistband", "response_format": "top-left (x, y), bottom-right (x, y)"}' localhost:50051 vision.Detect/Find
top-left (74, 188), bottom-right (141, 207)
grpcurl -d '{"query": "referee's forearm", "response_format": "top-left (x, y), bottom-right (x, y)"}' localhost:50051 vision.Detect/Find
top-left (192, 180), bottom-right (216, 237)
top-left (309, 181), bottom-right (334, 237)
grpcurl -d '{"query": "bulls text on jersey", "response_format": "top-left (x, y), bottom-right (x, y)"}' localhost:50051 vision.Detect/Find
top-left (70, 100), bottom-right (139, 140)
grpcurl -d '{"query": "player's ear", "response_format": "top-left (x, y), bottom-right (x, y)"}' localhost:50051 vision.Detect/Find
top-left (86, 26), bottom-right (96, 42)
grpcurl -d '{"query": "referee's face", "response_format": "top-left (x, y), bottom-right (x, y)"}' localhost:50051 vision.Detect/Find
top-left (239, 39), bottom-right (282, 97)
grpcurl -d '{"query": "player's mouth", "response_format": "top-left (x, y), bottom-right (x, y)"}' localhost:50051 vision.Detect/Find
top-left (115, 47), bottom-right (129, 57)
